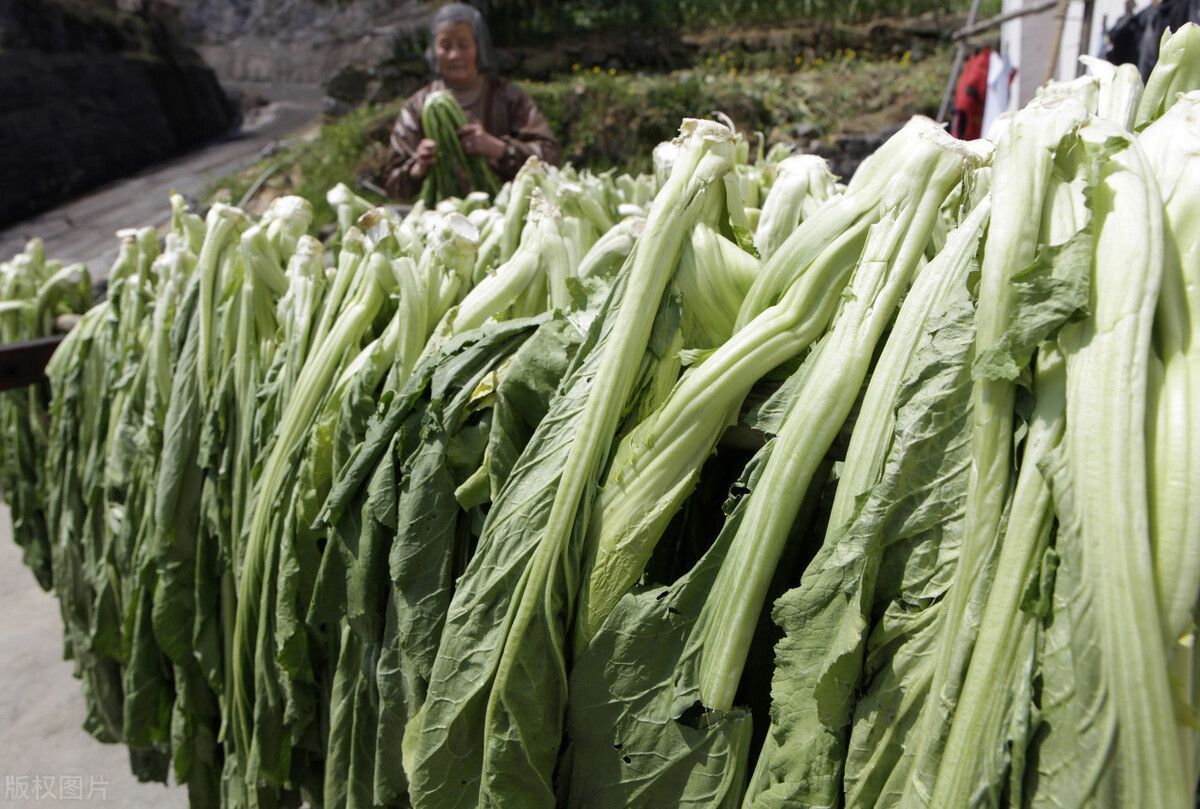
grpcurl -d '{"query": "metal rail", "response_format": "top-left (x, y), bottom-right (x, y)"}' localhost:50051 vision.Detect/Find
top-left (0, 335), bottom-right (64, 392)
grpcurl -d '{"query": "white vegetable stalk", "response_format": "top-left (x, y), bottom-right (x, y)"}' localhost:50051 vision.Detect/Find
top-left (1140, 92), bottom-right (1200, 778)
top-left (231, 223), bottom-right (297, 546)
top-left (1081, 55), bottom-right (1144, 129)
top-left (579, 118), bottom-right (977, 647)
top-left (1136, 23), bottom-right (1200, 127)
top-left (239, 225), bottom-right (288, 298)
top-left (1059, 119), bottom-right (1186, 807)
top-left (170, 192), bottom-right (205, 254)
top-left (559, 216), bottom-right (589, 276)
top-left (195, 204), bottom-right (249, 403)
top-left (536, 200), bottom-right (572, 311)
top-left (276, 236), bottom-right (328, 402)
top-left (1035, 74), bottom-right (1100, 111)
top-left (524, 119), bottom-right (737, 588)
top-left (559, 179), bottom-right (616, 234)
top-left (148, 249), bottom-right (192, 419)
top-left (698, 133), bottom-right (981, 709)
top-left (577, 216), bottom-right (644, 279)
top-left (902, 99), bottom-right (1090, 797)
top-left (498, 157), bottom-right (546, 261)
top-left (262, 194), bottom-right (313, 259)
top-left (389, 256), bottom-right (426, 382)
top-left (1141, 93), bottom-right (1200, 645)
top-left (419, 212), bottom-right (480, 330)
top-left (754, 154), bottom-right (840, 262)
top-left (676, 222), bottom-right (759, 348)
top-left (826, 190), bottom-right (991, 543)
top-left (737, 118), bottom-right (970, 327)
top-left (326, 182), bottom-right (373, 237)
top-left (442, 190), bottom-right (564, 337)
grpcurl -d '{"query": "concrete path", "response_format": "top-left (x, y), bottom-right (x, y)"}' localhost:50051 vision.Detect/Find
top-left (0, 87), bottom-right (324, 280)
top-left (0, 505), bottom-right (189, 807)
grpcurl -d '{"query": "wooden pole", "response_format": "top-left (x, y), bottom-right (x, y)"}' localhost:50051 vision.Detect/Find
top-left (951, 0), bottom-right (1060, 40)
top-left (1043, 0), bottom-right (1072, 84)
top-left (1077, 0), bottom-right (1096, 75)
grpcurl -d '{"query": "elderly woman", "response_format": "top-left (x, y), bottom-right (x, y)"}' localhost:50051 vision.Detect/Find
top-left (384, 4), bottom-right (561, 200)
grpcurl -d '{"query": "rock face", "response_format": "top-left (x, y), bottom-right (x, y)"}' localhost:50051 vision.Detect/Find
top-left (161, 0), bottom-right (429, 88)
top-left (799, 127), bottom-right (904, 181)
top-left (0, 0), bottom-right (238, 227)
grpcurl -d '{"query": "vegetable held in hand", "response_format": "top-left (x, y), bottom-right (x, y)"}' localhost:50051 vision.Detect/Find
top-left (420, 90), bottom-right (501, 206)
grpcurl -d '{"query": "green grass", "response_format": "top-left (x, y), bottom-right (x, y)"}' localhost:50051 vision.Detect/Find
top-left (485, 0), bottom-right (1001, 39)
top-left (528, 47), bottom-right (947, 174)
top-left (208, 103), bottom-right (396, 230)
top-left (205, 47), bottom-right (949, 223)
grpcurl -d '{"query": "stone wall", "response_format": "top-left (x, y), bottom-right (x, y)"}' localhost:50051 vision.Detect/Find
top-left (0, 0), bottom-right (237, 226)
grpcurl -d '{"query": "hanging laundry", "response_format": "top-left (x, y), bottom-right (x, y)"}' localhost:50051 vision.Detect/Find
top-left (952, 48), bottom-right (992, 140)
top-left (1106, 0), bottom-right (1200, 79)
top-left (982, 50), bottom-right (1016, 139)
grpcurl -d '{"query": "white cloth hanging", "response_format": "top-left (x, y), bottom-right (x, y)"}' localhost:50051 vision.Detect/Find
top-left (983, 50), bottom-right (1017, 137)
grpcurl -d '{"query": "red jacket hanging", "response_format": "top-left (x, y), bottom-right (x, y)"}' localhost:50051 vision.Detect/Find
top-left (953, 48), bottom-right (992, 140)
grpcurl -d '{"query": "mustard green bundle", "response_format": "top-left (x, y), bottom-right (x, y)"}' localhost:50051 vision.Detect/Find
top-left (420, 90), bottom-right (501, 205)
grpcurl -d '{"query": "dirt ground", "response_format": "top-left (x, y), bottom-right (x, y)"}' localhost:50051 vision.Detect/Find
top-left (0, 505), bottom-right (189, 806)
top-left (0, 83), bottom-right (324, 282)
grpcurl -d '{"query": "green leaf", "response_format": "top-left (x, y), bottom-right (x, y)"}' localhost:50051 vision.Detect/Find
top-left (972, 229), bottom-right (1092, 383)
top-left (566, 458), bottom-right (763, 808)
top-left (751, 290), bottom-right (976, 808)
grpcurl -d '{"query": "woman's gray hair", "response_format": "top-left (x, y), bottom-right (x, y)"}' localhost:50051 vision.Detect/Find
top-left (425, 3), bottom-right (496, 76)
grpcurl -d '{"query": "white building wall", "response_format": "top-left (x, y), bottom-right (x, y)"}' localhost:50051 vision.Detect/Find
top-left (1056, 0), bottom-right (1086, 77)
top-left (999, 0), bottom-right (1150, 107)
top-left (1000, 0), bottom-right (1056, 107)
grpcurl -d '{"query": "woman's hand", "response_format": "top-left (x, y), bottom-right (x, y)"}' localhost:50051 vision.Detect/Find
top-left (458, 122), bottom-right (506, 162)
top-left (410, 138), bottom-right (438, 179)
